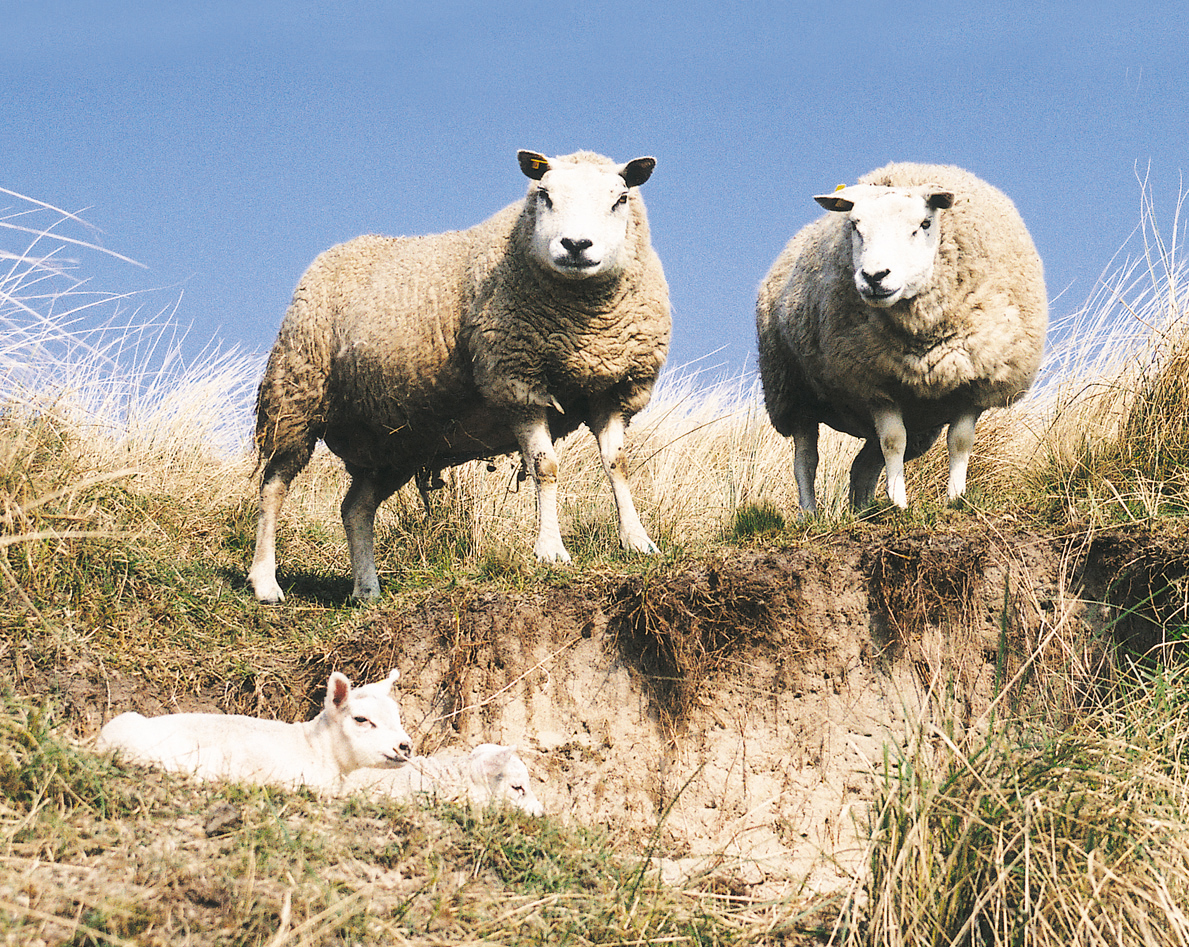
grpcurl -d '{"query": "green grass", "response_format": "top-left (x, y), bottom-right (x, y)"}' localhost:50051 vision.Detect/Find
top-left (4, 183), bottom-right (1189, 945)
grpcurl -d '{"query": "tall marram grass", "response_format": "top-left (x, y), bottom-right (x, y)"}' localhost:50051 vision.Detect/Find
top-left (843, 662), bottom-right (1189, 947)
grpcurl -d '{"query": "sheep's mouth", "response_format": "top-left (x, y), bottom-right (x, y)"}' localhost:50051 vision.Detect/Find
top-left (860, 286), bottom-right (900, 306)
top-left (552, 256), bottom-right (602, 276)
top-left (383, 750), bottom-right (412, 765)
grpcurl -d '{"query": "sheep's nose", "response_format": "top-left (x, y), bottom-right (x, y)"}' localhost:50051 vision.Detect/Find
top-left (863, 268), bottom-right (891, 288)
top-left (398, 741), bottom-right (413, 759)
top-left (561, 237), bottom-right (593, 256)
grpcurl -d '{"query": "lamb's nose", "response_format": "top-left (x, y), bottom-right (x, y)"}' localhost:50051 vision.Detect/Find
top-left (561, 237), bottom-right (593, 256)
top-left (398, 741), bottom-right (413, 759)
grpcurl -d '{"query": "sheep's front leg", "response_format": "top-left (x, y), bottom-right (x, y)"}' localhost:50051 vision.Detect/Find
top-left (946, 410), bottom-right (981, 501)
top-left (513, 411), bottom-right (571, 564)
top-left (342, 467), bottom-right (407, 601)
top-left (591, 409), bottom-right (658, 554)
top-left (248, 474), bottom-right (289, 603)
top-left (872, 404), bottom-right (909, 509)
top-left (791, 418), bottom-right (820, 513)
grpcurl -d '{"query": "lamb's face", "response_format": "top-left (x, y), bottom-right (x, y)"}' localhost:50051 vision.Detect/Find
top-left (816, 184), bottom-right (954, 308)
top-left (470, 743), bottom-right (544, 816)
top-left (516, 151), bottom-right (655, 283)
top-left (327, 670), bottom-right (414, 770)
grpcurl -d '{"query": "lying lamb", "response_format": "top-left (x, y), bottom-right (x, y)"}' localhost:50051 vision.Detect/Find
top-left (249, 148), bottom-right (670, 604)
top-left (756, 162), bottom-right (1047, 511)
top-left (341, 743), bottom-right (543, 816)
top-left (96, 669), bottom-right (413, 791)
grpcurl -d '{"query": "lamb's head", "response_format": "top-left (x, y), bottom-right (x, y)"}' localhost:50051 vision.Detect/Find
top-left (468, 743), bottom-right (543, 816)
top-left (816, 183), bottom-right (954, 308)
top-left (517, 149), bottom-right (655, 283)
top-left (323, 669), bottom-right (414, 773)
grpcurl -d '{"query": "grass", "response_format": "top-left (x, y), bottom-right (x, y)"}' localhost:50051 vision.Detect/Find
top-left (1, 177), bottom-right (1189, 945)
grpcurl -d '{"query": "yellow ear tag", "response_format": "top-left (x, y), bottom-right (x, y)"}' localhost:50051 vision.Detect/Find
top-left (532, 158), bottom-right (547, 170)
top-left (834, 183), bottom-right (847, 191)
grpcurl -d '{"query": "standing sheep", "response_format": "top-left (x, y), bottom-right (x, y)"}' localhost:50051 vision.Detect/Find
top-left (249, 149), bottom-right (670, 604)
top-left (756, 162), bottom-right (1047, 512)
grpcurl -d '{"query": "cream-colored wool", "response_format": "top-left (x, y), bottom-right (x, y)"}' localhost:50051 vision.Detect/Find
top-left (250, 150), bottom-right (669, 602)
top-left (756, 162), bottom-right (1047, 511)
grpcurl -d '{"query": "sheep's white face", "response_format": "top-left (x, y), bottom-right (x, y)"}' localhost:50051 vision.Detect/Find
top-left (326, 670), bottom-right (414, 771)
top-left (816, 184), bottom-right (954, 308)
top-left (470, 743), bottom-right (544, 816)
top-left (518, 151), bottom-right (655, 283)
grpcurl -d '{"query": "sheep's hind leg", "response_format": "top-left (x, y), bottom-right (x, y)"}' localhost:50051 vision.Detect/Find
top-left (513, 410), bottom-right (571, 564)
top-left (342, 466), bottom-right (411, 601)
top-left (249, 450), bottom-right (312, 604)
top-left (945, 410), bottom-right (980, 501)
top-left (591, 409), bottom-right (658, 554)
top-left (848, 440), bottom-right (885, 511)
top-left (791, 418), bottom-right (820, 513)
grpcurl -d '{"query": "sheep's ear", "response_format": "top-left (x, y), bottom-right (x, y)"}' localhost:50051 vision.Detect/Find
top-left (327, 672), bottom-right (351, 711)
top-left (518, 150), bottom-right (550, 180)
top-left (927, 190), bottom-right (955, 210)
top-left (621, 157), bottom-right (656, 188)
top-left (815, 193), bottom-right (855, 212)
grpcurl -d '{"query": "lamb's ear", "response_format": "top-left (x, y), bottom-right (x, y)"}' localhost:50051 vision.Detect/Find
top-left (385, 668), bottom-right (400, 688)
top-left (326, 672), bottom-right (352, 712)
top-left (927, 190), bottom-right (955, 210)
top-left (815, 193), bottom-right (855, 212)
top-left (518, 150), bottom-right (550, 180)
top-left (621, 157), bottom-right (656, 188)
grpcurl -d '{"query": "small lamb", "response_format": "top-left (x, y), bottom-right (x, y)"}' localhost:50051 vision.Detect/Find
top-left (96, 669), bottom-right (413, 791)
top-left (341, 743), bottom-right (543, 816)
top-left (756, 162), bottom-right (1047, 511)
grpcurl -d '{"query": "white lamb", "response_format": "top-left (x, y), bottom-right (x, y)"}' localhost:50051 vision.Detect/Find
top-left (96, 669), bottom-right (413, 791)
top-left (756, 162), bottom-right (1047, 511)
top-left (249, 149), bottom-right (670, 604)
top-left (341, 743), bottom-right (543, 816)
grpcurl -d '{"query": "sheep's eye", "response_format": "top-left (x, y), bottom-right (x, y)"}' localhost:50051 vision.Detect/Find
top-left (614, 192), bottom-right (628, 209)
top-left (353, 715), bottom-right (375, 727)
top-left (538, 190), bottom-right (552, 209)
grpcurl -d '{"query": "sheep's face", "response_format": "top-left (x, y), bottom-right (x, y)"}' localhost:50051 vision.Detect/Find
top-left (326, 670), bottom-right (414, 770)
top-left (816, 184), bottom-right (954, 308)
top-left (518, 151), bottom-right (655, 283)
top-left (470, 743), bottom-right (544, 816)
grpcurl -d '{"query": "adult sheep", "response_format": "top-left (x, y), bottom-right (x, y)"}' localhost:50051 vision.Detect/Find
top-left (756, 162), bottom-right (1047, 512)
top-left (249, 149), bottom-right (670, 604)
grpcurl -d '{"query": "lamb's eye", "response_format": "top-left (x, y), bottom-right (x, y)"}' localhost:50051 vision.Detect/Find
top-left (538, 190), bottom-right (552, 209)
top-left (353, 715), bottom-right (375, 727)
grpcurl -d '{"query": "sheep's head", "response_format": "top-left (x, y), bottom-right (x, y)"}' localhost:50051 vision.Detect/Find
top-left (816, 184), bottom-right (954, 308)
top-left (469, 743), bottom-right (544, 816)
top-left (518, 149), bottom-right (655, 283)
top-left (324, 669), bottom-right (414, 772)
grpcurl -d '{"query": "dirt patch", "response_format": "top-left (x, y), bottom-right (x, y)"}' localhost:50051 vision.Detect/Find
top-left (9, 523), bottom-right (1178, 898)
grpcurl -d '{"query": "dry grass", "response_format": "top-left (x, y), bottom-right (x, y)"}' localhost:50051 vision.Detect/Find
top-left (4, 179), bottom-right (1189, 945)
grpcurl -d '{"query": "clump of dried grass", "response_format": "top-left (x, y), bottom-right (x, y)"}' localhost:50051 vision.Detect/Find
top-left (839, 661), bottom-right (1189, 947)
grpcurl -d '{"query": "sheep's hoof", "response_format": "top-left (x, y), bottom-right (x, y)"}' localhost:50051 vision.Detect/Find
top-left (250, 579), bottom-right (285, 605)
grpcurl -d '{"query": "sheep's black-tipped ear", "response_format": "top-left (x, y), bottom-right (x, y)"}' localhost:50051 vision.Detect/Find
top-left (815, 194), bottom-right (855, 212)
top-left (928, 190), bottom-right (955, 210)
top-left (621, 157), bottom-right (656, 188)
top-left (327, 672), bottom-right (351, 710)
top-left (518, 150), bottom-right (550, 180)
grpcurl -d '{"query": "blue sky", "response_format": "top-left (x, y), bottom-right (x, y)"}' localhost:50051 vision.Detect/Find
top-left (3, 1), bottom-right (1187, 380)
